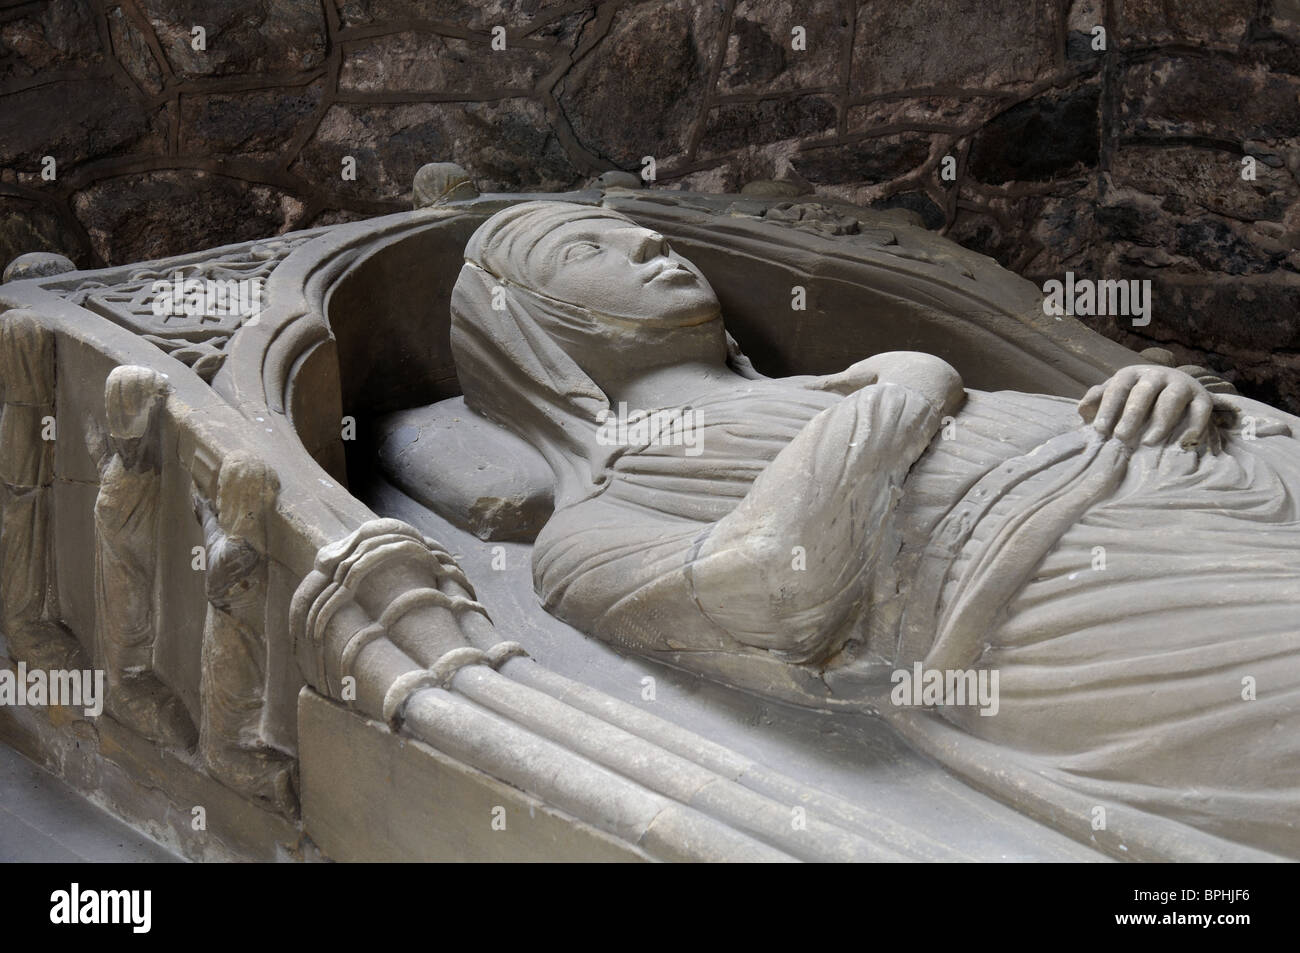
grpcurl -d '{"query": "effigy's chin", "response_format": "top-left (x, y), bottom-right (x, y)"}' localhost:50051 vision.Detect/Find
top-left (4, 177), bottom-right (1297, 864)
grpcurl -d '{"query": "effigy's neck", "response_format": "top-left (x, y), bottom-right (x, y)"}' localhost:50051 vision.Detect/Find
top-left (602, 360), bottom-right (739, 411)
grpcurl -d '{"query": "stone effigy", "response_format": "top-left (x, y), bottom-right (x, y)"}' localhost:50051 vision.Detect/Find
top-left (1, 169), bottom-right (1295, 862)
top-left (395, 199), bottom-right (1300, 859)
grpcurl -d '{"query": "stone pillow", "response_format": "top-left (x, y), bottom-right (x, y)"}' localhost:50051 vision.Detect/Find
top-left (376, 396), bottom-right (554, 541)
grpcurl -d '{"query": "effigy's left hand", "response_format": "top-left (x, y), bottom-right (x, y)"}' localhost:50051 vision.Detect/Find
top-left (1078, 364), bottom-right (1217, 451)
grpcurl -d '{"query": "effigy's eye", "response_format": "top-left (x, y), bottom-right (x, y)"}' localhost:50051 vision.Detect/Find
top-left (562, 240), bottom-right (600, 263)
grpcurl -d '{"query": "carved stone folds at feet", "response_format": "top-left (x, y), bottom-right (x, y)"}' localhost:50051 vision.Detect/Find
top-left (105, 672), bottom-right (198, 748)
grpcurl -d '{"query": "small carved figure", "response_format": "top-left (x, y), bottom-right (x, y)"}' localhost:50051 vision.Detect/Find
top-left (93, 365), bottom-right (196, 746)
top-left (0, 314), bottom-right (54, 648)
top-left (194, 452), bottom-right (295, 814)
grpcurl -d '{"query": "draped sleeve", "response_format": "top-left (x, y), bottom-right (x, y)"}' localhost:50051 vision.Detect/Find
top-left (532, 382), bottom-right (942, 670)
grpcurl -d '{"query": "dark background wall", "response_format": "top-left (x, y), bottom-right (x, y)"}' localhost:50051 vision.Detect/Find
top-left (3, 1), bottom-right (1299, 408)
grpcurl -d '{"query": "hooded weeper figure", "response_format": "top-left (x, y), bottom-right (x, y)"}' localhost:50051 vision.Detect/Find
top-left (435, 200), bottom-right (1300, 857)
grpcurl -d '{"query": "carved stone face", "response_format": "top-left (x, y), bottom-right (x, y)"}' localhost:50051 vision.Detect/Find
top-left (105, 365), bottom-right (168, 442)
top-left (530, 219), bottom-right (719, 326)
top-left (217, 450), bottom-right (278, 539)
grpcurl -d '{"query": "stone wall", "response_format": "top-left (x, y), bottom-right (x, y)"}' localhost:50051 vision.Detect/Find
top-left (3, 1), bottom-right (1299, 408)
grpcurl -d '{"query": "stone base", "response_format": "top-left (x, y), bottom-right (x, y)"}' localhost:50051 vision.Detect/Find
top-left (0, 651), bottom-right (317, 863)
top-left (297, 688), bottom-right (647, 862)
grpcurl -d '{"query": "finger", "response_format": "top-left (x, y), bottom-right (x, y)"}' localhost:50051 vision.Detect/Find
top-left (819, 369), bottom-right (874, 394)
top-left (1141, 383), bottom-right (1193, 445)
top-left (1113, 380), bottom-right (1164, 442)
top-left (1177, 394), bottom-right (1214, 450)
top-left (1093, 382), bottom-right (1134, 436)
top-left (1077, 384), bottom-right (1106, 421)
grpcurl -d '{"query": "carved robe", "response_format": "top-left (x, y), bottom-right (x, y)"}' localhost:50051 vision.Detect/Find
top-left (94, 455), bottom-right (160, 677)
top-left (436, 199), bottom-right (1300, 858)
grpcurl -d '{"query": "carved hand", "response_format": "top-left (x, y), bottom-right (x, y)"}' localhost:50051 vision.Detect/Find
top-left (800, 360), bottom-right (878, 395)
top-left (1078, 365), bottom-right (1219, 451)
top-left (192, 487), bottom-right (219, 535)
top-left (799, 351), bottom-right (964, 418)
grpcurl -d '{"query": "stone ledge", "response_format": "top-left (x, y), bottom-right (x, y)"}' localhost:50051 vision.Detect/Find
top-left (0, 651), bottom-right (317, 863)
top-left (297, 687), bottom-right (649, 862)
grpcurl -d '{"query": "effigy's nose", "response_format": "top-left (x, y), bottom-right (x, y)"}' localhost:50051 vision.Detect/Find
top-left (632, 231), bottom-right (667, 262)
